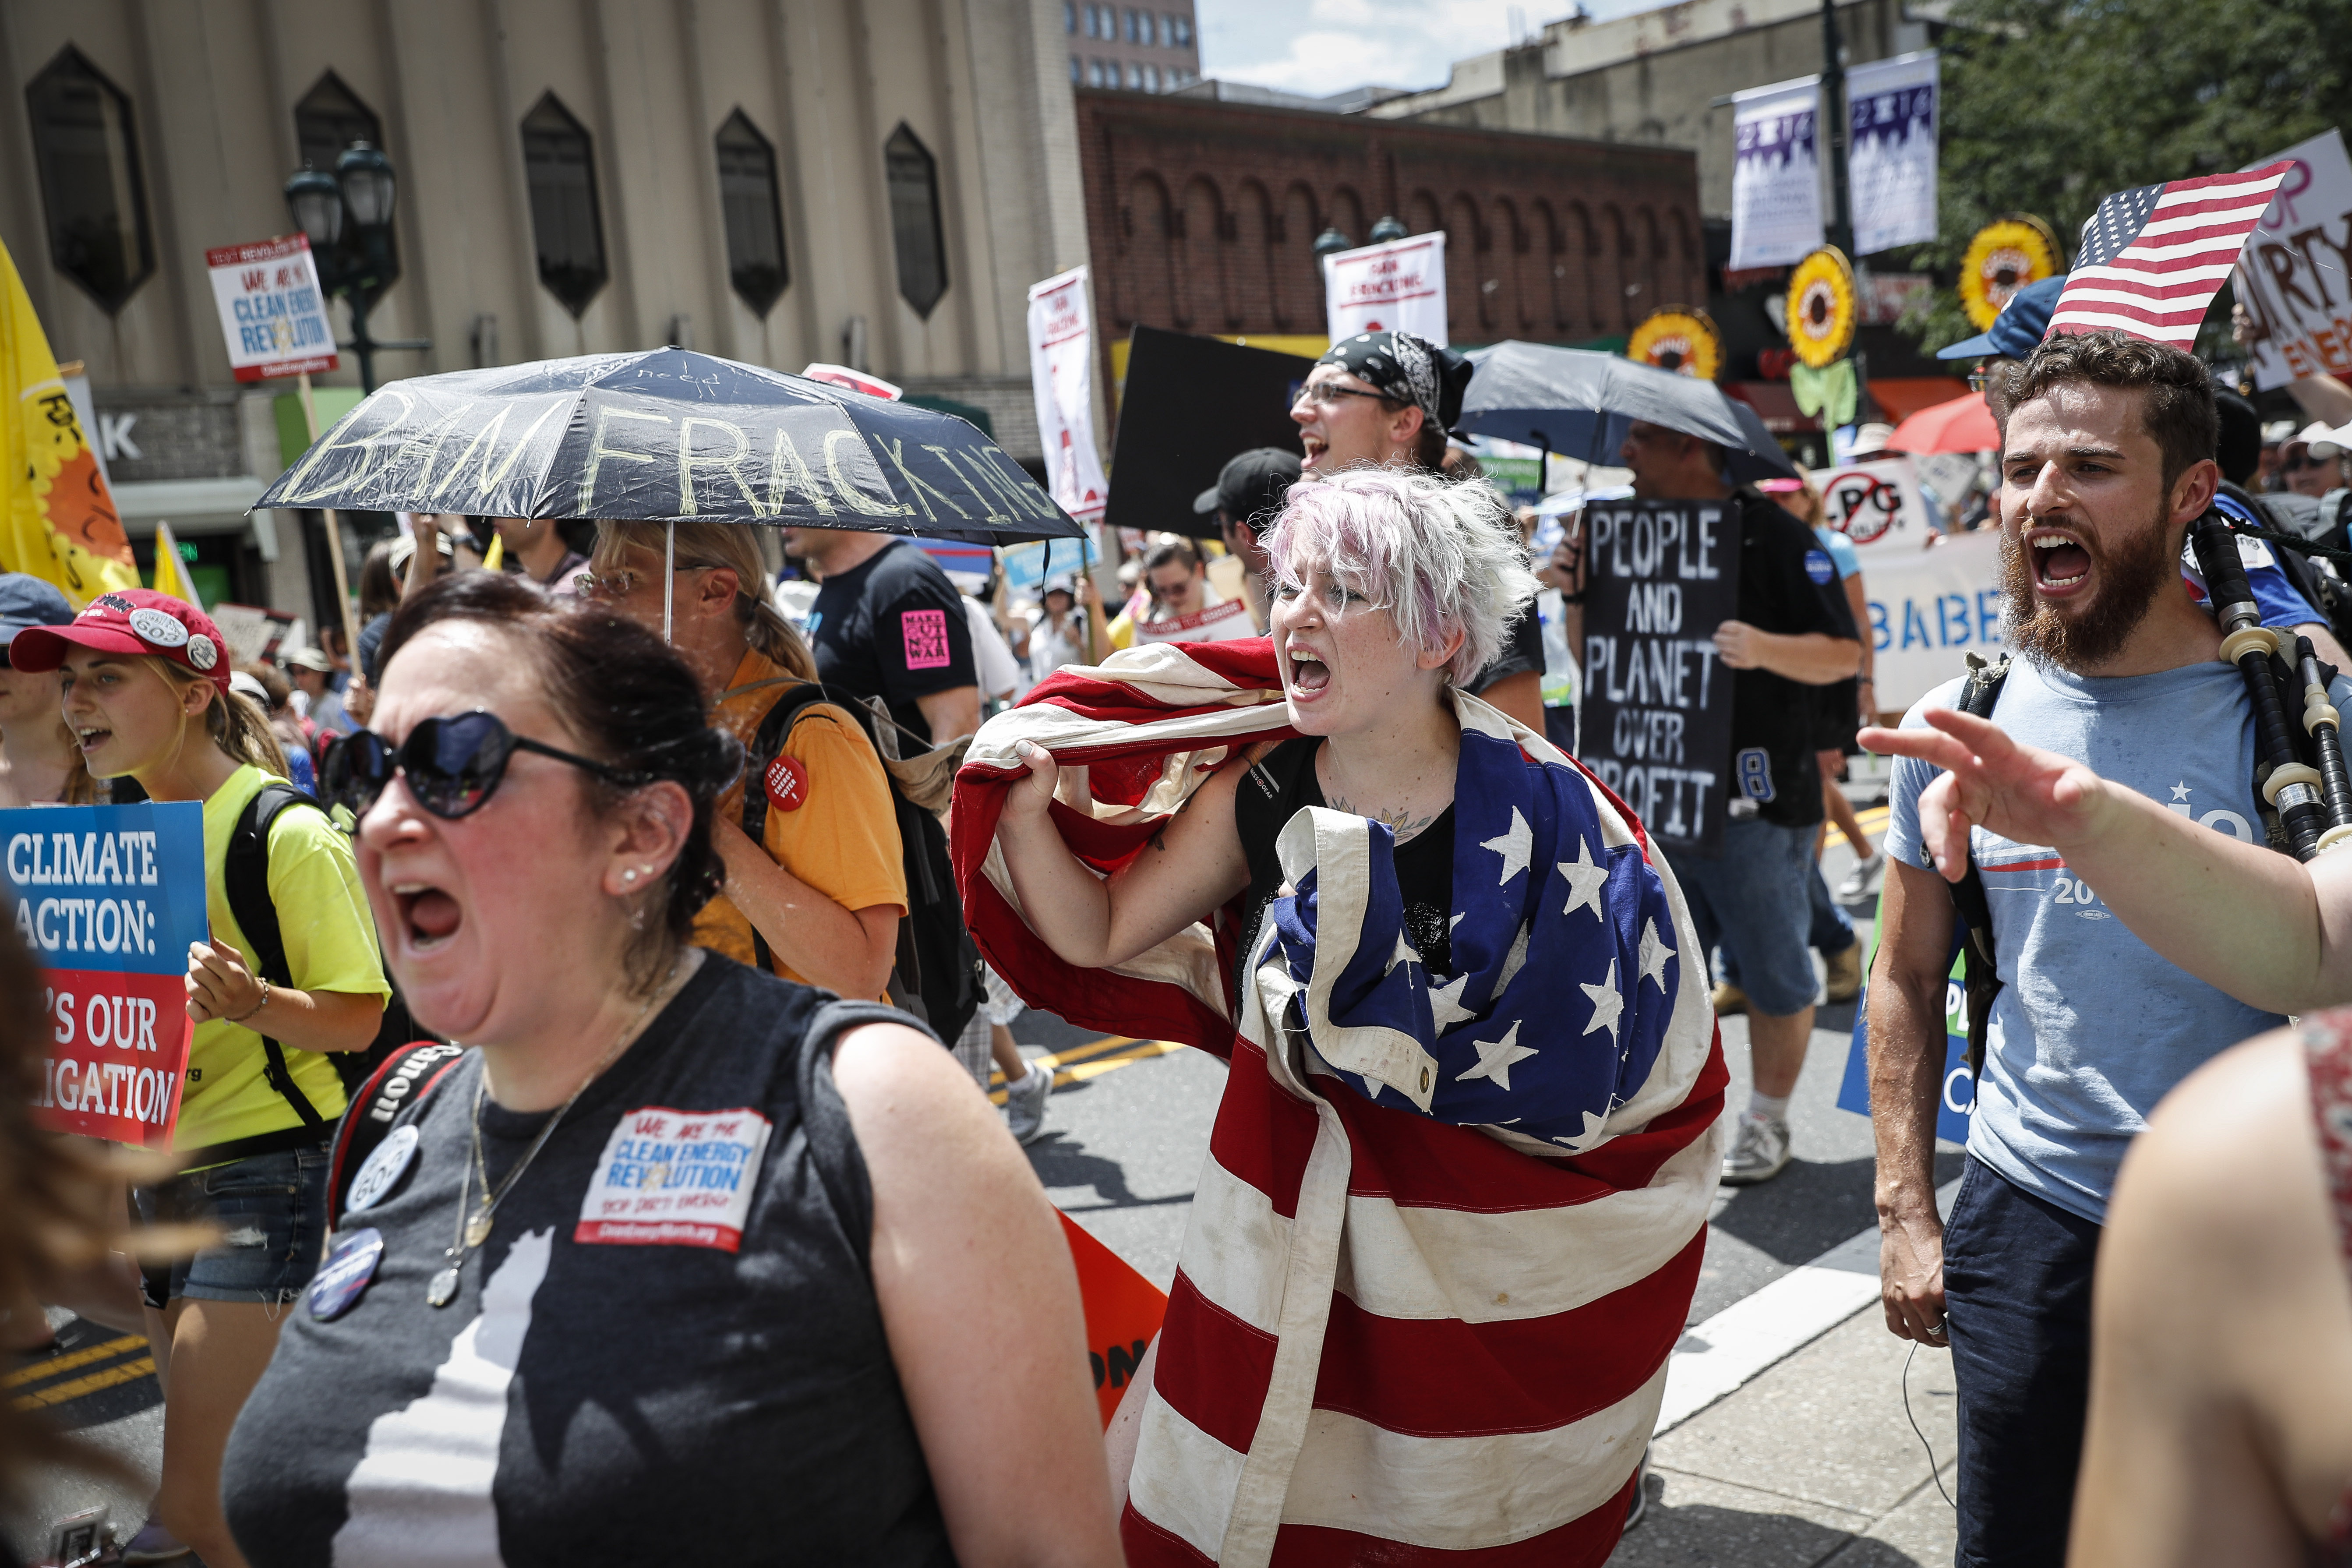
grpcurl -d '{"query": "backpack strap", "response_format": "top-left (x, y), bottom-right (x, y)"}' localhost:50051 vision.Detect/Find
top-left (223, 782), bottom-right (333, 1130)
top-left (327, 1042), bottom-right (467, 1226)
top-left (1947, 653), bottom-right (2011, 1080)
top-left (738, 682), bottom-right (845, 976)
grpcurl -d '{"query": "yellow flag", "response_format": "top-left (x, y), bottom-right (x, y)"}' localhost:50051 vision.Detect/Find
top-left (1, 238), bottom-right (139, 607)
top-left (480, 530), bottom-right (505, 572)
top-left (151, 520), bottom-right (196, 606)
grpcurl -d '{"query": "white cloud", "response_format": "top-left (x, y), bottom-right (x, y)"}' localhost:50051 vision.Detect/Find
top-left (1195, 0), bottom-right (1657, 99)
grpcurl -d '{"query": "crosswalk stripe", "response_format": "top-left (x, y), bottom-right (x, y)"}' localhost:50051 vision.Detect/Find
top-left (12, 1355), bottom-right (155, 1410)
top-left (2, 1335), bottom-right (146, 1390)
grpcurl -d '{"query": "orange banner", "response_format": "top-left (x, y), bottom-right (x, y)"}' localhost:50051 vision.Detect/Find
top-left (1059, 1211), bottom-right (1169, 1428)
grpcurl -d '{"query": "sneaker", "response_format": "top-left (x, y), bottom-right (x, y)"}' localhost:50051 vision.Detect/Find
top-left (1822, 941), bottom-right (1863, 1004)
top-left (1836, 849), bottom-right (1887, 902)
top-left (1721, 1112), bottom-right (1792, 1185)
top-left (1004, 1061), bottom-right (1054, 1145)
top-left (1710, 981), bottom-right (1748, 1017)
top-left (1624, 1442), bottom-right (1653, 1532)
top-left (122, 1519), bottom-right (191, 1564)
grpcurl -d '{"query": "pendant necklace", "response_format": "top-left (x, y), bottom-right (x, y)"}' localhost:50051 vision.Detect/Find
top-left (427, 961), bottom-right (681, 1308)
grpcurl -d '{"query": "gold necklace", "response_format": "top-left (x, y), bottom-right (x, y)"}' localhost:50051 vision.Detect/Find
top-left (426, 961), bottom-right (682, 1308)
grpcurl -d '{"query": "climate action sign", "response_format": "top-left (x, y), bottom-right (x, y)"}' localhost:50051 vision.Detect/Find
top-left (9, 803), bottom-right (208, 1145)
top-left (1579, 501), bottom-right (1742, 854)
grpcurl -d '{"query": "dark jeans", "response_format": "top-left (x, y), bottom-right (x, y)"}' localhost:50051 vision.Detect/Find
top-left (1942, 1155), bottom-right (2102, 1567)
top-left (1719, 860), bottom-right (1857, 992)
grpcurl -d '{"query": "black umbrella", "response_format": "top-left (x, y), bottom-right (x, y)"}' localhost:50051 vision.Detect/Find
top-left (256, 349), bottom-right (1082, 543)
top-left (1458, 340), bottom-right (1798, 482)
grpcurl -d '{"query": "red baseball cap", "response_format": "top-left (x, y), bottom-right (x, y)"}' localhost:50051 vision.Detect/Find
top-left (11, 589), bottom-right (233, 693)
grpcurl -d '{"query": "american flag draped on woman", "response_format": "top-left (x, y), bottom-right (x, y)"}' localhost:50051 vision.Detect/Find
top-left (952, 469), bottom-right (1726, 1566)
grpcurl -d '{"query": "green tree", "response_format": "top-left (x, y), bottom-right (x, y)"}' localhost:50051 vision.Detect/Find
top-left (1894, 0), bottom-right (2352, 355)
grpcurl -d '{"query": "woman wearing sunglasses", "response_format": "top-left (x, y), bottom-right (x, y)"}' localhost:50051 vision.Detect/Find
top-left (220, 572), bottom-right (1117, 1567)
top-left (583, 521), bottom-right (905, 1003)
top-left (11, 589), bottom-right (390, 1568)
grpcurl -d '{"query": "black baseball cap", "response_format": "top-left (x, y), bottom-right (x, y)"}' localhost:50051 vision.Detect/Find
top-left (1193, 447), bottom-right (1304, 525)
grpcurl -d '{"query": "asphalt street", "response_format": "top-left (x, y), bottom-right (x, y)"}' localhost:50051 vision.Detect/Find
top-left (5, 798), bottom-right (1950, 1560)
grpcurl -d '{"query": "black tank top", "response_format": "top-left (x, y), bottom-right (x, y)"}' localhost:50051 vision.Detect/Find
top-left (220, 959), bottom-right (955, 1568)
top-left (1231, 737), bottom-right (1455, 1002)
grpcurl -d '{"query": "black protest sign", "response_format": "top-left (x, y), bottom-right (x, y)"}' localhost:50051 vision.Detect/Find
top-left (1105, 326), bottom-right (1315, 541)
top-left (1579, 500), bottom-right (1741, 853)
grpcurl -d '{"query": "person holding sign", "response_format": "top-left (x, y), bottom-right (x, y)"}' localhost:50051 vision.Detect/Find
top-left (1596, 423), bottom-right (1861, 1187)
top-left (11, 589), bottom-right (389, 1568)
top-left (220, 572), bottom-right (1116, 1566)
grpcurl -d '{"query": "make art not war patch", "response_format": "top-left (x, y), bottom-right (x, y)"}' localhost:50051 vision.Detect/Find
top-left (576, 1106), bottom-right (773, 1252)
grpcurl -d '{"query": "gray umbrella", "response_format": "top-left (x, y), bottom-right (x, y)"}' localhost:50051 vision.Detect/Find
top-left (1457, 340), bottom-right (1798, 481)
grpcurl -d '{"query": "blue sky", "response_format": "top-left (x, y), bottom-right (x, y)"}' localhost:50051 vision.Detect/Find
top-left (1195, 0), bottom-right (1657, 98)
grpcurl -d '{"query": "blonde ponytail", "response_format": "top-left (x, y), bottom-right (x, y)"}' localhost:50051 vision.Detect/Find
top-left (157, 662), bottom-right (290, 777)
top-left (592, 519), bottom-right (818, 682)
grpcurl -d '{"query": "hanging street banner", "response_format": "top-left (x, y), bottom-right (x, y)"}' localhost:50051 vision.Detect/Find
top-left (1845, 52), bottom-right (1940, 258)
top-left (1854, 528), bottom-right (2008, 713)
top-left (1730, 76), bottom-right (1825, 270)
top-left (1027, 266), bottom-right (1109, 523)
top-left (2233, 130), bottom-right (2352, 390)
top-left (1322, 233), bottom-right (1450, 346)
top-left (11, 802), bottom-right (209, 1146)
top-left (205, 234), bottom-right (339, 382)
top-left (1578, 500), bottom-right (1742, 854)
top-left (1818, 456), bottom-right (1937, 552)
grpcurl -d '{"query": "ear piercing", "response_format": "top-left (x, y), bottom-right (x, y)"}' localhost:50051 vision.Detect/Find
top-left (622, 868), bottom-right (640, 884)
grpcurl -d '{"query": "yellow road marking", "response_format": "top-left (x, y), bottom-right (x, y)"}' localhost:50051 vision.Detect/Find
top-left (2, 1335), bottom-right (146, 1389)
top-left (12, 1354), bottom-right (155, 1409)
top-left (989, 1036), bottom-right (1187, 1105)
top-left (1831, 804), bottom-right (1891, 851)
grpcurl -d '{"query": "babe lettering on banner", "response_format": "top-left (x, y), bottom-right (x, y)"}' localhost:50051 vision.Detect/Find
top-left (577, 1106), bottom-right (773, 1251)
top-left (8, 802), bottom-right (211, 1146)
top-left (901, 608), bottom-right (950, 670)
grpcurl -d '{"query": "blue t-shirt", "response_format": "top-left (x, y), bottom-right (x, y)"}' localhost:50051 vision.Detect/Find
top-left (1886, 655), bottom-right (2352, 1224)
top-left (1812, 526), bottom-right (1863, 581)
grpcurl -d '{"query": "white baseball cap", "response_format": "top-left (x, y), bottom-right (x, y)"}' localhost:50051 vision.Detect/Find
top-left (2311, 422), bottom-right (2352, 460)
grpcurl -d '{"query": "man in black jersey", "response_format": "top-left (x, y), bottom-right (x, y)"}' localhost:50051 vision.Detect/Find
top-left (785, 527), bottom-right (979, 747)
top-left (1619, 421), bottom-right (1862, 1185)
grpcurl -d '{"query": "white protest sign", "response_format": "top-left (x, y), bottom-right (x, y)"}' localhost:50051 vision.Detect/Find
top-left (1322, 233), bottom-right (1450, 346)
top-left (205, 235), bottom-right (337, 382)
top-left (1846, 52), bottom-right (1939, 257)
top-left (1027, 266), bottom-right (1109, 523)
top-left (1854, 529), bottom-right (2007, 712)
top-left (1730, 77), bottom-right (1824, 270)
top-left (1817, 457), bottom-right (1937, 552)
top-left (2233, 130), bottom-right (2352, 390)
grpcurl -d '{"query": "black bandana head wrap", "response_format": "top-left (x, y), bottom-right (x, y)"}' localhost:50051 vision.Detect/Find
top-left (1317, 331), bottom-right (1474, 436)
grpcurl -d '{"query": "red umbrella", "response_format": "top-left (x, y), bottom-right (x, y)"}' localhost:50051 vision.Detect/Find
top-left (1887, 391), bottom-right (1999, 454)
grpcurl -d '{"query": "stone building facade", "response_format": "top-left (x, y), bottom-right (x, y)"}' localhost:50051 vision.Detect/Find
top-left (1074, 87), bottom-right (1707, 373)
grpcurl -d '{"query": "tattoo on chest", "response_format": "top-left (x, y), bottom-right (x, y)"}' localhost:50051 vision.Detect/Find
top-left (1328, 792), bottom-right (1439, 844)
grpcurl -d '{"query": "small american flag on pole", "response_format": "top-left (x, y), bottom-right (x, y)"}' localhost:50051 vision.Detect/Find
top-left (2044, 162), bottom-right (2295, 347)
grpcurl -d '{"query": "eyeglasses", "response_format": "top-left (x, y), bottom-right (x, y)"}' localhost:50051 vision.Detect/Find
top-left (323, 711), bottom-right (649, 821)
top-left (579, 565), bottom-right (713, 598)
top-left (1293, 383), bottom-right (1395, 410)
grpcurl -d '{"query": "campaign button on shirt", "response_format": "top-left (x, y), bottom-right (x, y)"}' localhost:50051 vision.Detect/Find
top-left (307, 1228), bottom-right (384, 1321)
top-left (345, 1124), bottom-right (420, 1215)
top-left (764, 752), bottom-right (810, 812)
top-left (1804, 548), bottom-right (1836, 585)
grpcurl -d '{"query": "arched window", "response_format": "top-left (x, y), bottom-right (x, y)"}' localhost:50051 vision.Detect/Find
top-left (715, 110), bottom-right (788, 316)
top-left (520, 93), bottom-right (607, 317)
top-left (884, 123), bottom-right (948, 318)
top-left (25, 46), bottom-right (154, 312)
top-left (294, 72), bottom-right (380, 174)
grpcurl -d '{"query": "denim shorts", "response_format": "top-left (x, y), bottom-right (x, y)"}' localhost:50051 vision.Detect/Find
top-left (134, 1142), bottom-right (331, 1308)
top-left (1665, 817), bottom-right (1819, 1017)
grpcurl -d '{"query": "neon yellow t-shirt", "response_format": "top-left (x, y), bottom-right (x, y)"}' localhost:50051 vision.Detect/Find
top-left (178, 765), bottom-right (389, 1152)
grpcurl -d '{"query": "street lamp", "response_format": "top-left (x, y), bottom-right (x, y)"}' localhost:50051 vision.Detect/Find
top-left (1312, 226), bottom-right (1354, 263)
top-left (1368, 215), bottom-right (1408, 244)
top-left (283, 140), bottom-right (429, 392)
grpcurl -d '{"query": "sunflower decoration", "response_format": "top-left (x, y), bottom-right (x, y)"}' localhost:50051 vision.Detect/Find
top-left (1958, 215), bottom-right (2061, 329)
top-left (1785, 247), bottom-right (1857, 370)
top-left (1627, 308), bottom-right (1723, 378)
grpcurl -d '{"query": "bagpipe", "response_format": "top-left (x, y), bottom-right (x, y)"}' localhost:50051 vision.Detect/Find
top-left (2188, 510), bottom-right (2352, 860)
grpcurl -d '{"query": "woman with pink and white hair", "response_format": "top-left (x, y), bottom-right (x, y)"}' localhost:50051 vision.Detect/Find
top-left (979, 466), bottom-right (1723, 1564)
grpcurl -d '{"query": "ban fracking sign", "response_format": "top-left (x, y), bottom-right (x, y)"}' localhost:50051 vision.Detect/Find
top-left (11, 803), bottom-right (209, 1145)
top-left (1578, 501), bottom-right (1742, 855)
top-left (205, 233), bottom-right (339, 382)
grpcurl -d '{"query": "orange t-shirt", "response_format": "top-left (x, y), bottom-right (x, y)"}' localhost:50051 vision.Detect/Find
top-left (692, 648), bottom-right (907, 994)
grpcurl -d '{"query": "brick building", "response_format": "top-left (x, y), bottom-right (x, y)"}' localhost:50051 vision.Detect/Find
top-left (1066, 1), bottom-right (1199, 93)
top-left (1074, 88), bottom-right (1707, 396)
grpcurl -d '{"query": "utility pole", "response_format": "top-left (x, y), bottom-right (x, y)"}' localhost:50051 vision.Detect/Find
top-left (1820, 0), bottom-right (1853, 257)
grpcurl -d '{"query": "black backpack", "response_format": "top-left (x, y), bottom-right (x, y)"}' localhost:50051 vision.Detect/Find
top-left (223, 783), bottom-right (435, 1133)
top-left (735, 682), bottom-right (981, 1045)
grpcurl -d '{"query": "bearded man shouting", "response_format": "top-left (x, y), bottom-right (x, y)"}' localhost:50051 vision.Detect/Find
top-left (1862, 328), bottom-right (2352, 1568)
